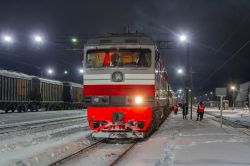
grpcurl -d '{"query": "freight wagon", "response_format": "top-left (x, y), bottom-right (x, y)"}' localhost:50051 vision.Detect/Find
top-left (0, 70), bottom-right (84, 113)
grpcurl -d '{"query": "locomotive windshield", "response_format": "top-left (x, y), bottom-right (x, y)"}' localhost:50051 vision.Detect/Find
top-left (86, 49), bottom-right (151, 68)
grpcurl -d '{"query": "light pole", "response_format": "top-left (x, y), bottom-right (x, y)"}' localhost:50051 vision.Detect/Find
top-left (179, 34), bottom-right (193, 119)
top-left (231, 85), bottom-right (236, 110)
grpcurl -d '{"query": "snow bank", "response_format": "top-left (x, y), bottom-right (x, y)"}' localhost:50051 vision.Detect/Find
top-left (206, 108), bottom-right (250, 126)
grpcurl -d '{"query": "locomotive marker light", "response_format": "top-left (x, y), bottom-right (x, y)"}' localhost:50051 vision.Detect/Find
top-left (135, 96), bottom-right (143, 104)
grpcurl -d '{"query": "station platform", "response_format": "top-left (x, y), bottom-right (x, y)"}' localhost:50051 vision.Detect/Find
top-left (117, 112), bottom-right (250, 166)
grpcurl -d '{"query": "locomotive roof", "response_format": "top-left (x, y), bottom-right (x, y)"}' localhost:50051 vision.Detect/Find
top-left (0, 70), bottom-right (33, 79)
top-left (85, 33), bottom-right (155, 46)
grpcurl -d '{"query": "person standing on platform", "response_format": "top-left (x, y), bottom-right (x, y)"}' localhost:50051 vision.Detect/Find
top-left (197, 101), bottom-right (205, 121)
top-left (182, 103), bottom-right (188, 120)
top-left (173, 104), bottom-right (178, 115)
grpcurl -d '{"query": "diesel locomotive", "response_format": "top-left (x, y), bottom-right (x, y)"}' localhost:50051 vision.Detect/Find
top-left (83, 33), bottom-right (173, 138)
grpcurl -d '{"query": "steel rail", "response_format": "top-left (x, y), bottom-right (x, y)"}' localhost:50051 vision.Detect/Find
top-left (49, 139), bottom-right (104, 166)
top-left (109, 142), bottom-right (137, 166)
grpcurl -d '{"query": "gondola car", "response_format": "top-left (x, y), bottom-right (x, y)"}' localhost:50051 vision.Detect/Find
top-left (63, 82), bottom-right (84, 109)
top-left (0, 70), bottom-right (84, 112)
top-left (30, 77), bottom-right (64, 111)
top-left (83, 33), bottom-right (172, 138)
top-left (0, 70), bottom-right (32, 112)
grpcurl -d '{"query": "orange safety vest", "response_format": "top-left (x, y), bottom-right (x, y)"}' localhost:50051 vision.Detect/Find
top-left (198, 104), bottom-right (204, 113)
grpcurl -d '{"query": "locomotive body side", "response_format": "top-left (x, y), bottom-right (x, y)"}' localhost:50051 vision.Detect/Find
top-left (83, 34), bottom-right (171, 138)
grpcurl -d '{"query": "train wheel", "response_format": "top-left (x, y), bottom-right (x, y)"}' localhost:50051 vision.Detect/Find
top-left (17, 106), bottom-right (22, 113)
top-left (35, 106), bottom-right (39, 112)
top-left (145, 122), bottom-right (154, 137)
top-left (153, 110), bottom-right (160, 130)
top-left (23, 105), bottom-right (28, 112)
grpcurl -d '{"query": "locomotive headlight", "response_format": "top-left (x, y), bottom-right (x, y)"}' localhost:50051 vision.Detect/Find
top-left (135, 96), bottom-right (143, 104)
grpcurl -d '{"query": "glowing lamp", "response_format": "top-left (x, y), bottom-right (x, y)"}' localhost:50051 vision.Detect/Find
top-left (135, 96), bottom-right (143, 104)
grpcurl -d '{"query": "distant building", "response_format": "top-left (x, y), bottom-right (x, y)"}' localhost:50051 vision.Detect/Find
top-left (235, 81), bottom-right (250, 107)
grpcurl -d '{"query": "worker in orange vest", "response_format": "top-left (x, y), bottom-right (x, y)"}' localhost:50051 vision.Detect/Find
top-left (173, 104), bottom-right (178, 115)
top-left (197, 102), bottom-right (204, 121)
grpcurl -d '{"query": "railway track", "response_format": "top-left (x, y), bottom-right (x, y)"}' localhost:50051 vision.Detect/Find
top-left (50, 139), bottom-right (104, 166)
top-left (0, 116), bottom-right (86, 134)
top-left (206, 112), bottom-right (250, 136)
top-left (49, 139), bottom-right (138, 166)
top-left (109, 142), bottom-right (137, 166)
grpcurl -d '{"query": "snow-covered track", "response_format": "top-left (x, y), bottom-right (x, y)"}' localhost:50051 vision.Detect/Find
top-left (0, 116), bottom-right (86, 134)
top-left (109, 142), bottom-right (137, 166)
top-left (49, 139), bottom-right (104, 166)
top-left (206, 112), bottom-right (249, 128)
top-left (206, 112), bottom-right (250, 136)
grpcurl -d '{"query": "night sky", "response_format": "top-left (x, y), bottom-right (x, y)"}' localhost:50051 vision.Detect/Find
top-left (0, 0), bottom-right (250, 96)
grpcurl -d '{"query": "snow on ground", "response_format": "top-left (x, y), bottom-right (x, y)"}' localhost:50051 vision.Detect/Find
top-left (62, 143), bottom-right (132, 166)
top-left (0, 110), bottom-right (90, 166)
top-left (0, 109), bottom-right (86, 125)
top-left (0, 131), bottom-right (92, 166)
top-left (1, 109), bottom-right (250, 166)
top-left (117, 112), bottom-right (250, 166)
top-left (206, 107), bottom-right (250, 127)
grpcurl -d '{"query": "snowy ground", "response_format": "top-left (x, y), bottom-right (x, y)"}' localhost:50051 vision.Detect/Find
top-left (0, 110), bottom-right (90, 166)
top-left (1, 109), bottom-right (250, 166)
top-left (205, 107), bottom-right (250, 127)
top-left (0, 109), bottom-right (86, 125)
top-left (117, 112), bottom-right (250, 166)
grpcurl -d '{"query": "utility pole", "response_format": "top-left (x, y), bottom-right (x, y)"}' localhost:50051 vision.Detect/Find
top-left (190, 66), bottom-right (193, 120)
top-left (186, 43), bottom-right (192, 119)
top-left (220, 96), bottom-right (223, 128)
top-left (248, 92), bottom-right (250, 113)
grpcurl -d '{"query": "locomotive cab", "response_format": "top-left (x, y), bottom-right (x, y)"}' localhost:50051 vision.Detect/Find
top-left (83, 34), bottom-right (170, 138)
